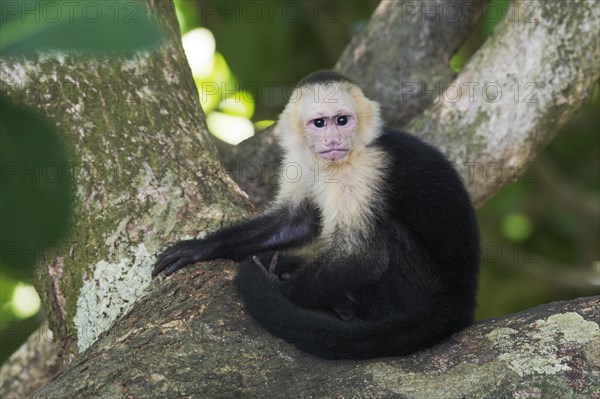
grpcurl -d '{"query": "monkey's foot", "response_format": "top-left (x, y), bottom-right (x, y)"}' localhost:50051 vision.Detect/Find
top-left (252, 252), bottom-right (281, 285)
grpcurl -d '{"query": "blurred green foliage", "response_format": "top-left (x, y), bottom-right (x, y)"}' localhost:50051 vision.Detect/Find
top-left (176, 0), bottom-right (378, 119)
top-left (0, 101), bottom-right (71, 278)
top-left (1, 0), bottom-right (598, 366)
top-left (0, 0), bottom-right (162, 53)
top-left (477, 89), bottom-right (600, 319)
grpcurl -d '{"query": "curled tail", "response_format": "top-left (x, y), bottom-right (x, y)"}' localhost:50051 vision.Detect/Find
top-left (236, 258), bottom-right (449, 360)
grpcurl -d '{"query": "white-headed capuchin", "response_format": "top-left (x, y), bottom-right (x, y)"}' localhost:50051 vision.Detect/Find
top-left (153, 71), bottom-right (480, 360)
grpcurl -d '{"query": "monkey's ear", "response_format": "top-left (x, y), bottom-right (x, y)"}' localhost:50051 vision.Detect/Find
top-left (276, 88), bottom-right (306, 151)
top-left (352, 90), bottom-right (383, 145)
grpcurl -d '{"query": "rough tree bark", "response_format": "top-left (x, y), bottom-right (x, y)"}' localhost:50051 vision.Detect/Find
top-left (1, 0), bottom-right (599, 398)
top-left (31, 276), bottom-right (600, 398)
top-left (405, 0), bottom-right (600, 206)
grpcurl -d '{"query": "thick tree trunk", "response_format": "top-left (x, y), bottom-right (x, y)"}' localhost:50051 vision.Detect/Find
top-left (0, 0), bottom-right (251, 358)
top-left (1, 0), bottom-right (599, 398)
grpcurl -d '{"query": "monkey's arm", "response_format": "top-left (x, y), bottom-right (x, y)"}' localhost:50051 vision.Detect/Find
top-left (152, 200), bottom-right (320, 276)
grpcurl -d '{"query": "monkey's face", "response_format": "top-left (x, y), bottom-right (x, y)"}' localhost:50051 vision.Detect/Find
top-left (299, 85), bottom-right (359, 162)
top-left (277, 81), bottom-right (382, 164)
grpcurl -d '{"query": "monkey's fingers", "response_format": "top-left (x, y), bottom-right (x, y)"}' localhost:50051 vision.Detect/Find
top-left (252, 256), bottom-right (270, 278)
top-left (252, 255), bottom-right (282, 286)
top-left (152, 244), bottom-right (189, 276)
top-left (268, 252), bottom-right (280, 274)
top-left (333, 306), bottom-right (353, 321)
top-left (152, 253), bottom-right (177, 277)
top-left (163, 258), bottom-right (193, 276)
top-left (152, 264), bottom-right (164, 277)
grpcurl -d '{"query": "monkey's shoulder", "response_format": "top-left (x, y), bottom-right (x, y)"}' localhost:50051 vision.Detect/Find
top-left (372, 129), bottom-right (473, 218)
top-left (375, 129), bottom-right (448, 164)
top-left (374, 129), bottom-right (462, 183)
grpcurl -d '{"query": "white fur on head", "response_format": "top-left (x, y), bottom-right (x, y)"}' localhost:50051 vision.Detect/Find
top-left (275, 81), bottom-right (383, 157)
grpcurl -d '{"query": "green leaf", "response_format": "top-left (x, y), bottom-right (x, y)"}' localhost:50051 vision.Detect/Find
top-left (0, 0), bottom-right (163, 53)
top-left (0, 98), bottom-right (71, 278)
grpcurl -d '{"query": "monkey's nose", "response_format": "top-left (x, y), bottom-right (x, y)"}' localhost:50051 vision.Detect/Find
top-left (323, 132), bottom-right (342, 146)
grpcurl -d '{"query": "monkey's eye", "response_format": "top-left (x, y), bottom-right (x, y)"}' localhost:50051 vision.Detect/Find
top-left (336, 116), bottom-right (348, 126)
top-left (313, 118), bottom-right (326, 128)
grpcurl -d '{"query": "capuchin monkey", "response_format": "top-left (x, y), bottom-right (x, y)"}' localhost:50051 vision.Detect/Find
top-left (153, 71), bottom-right (480, 360)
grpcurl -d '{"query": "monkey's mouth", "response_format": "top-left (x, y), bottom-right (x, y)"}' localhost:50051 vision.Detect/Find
top-left (318, 149), bottom-right (349, 162)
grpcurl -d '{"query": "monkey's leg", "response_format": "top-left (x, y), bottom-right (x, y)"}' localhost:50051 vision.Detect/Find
top-left (279, 242), bottom-right (390, 309)
top-left (249, 252), bottom-right (356, 320)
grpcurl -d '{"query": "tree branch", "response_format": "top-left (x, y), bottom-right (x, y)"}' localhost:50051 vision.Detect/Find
top-left (336, 0), bottom-right (486, 127)
top-left (0, 0), bottom-right (251, 358)
top-left (31, 263), bottom-right (600, 398)
top-left (406, 0), bottom-right (600, 206)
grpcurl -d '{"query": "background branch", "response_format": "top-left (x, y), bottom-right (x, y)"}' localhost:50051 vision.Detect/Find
top-left (0, 323), bottom-right (61, 399)
top-left (336, 0), bottom-right (486, 127)
top-left (406, 0), bottom-right (600, 206)
top-left (227, 0), bottom-right (599, 209)
top-left (224, 0), bottom-right (486, 209)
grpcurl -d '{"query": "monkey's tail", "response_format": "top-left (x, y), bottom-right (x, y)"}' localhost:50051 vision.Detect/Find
top-left (235, 260), bottom-right (451, 360)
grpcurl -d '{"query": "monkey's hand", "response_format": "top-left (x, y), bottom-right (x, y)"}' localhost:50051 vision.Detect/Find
top-left (152, 240), bottom-right (217, 277)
